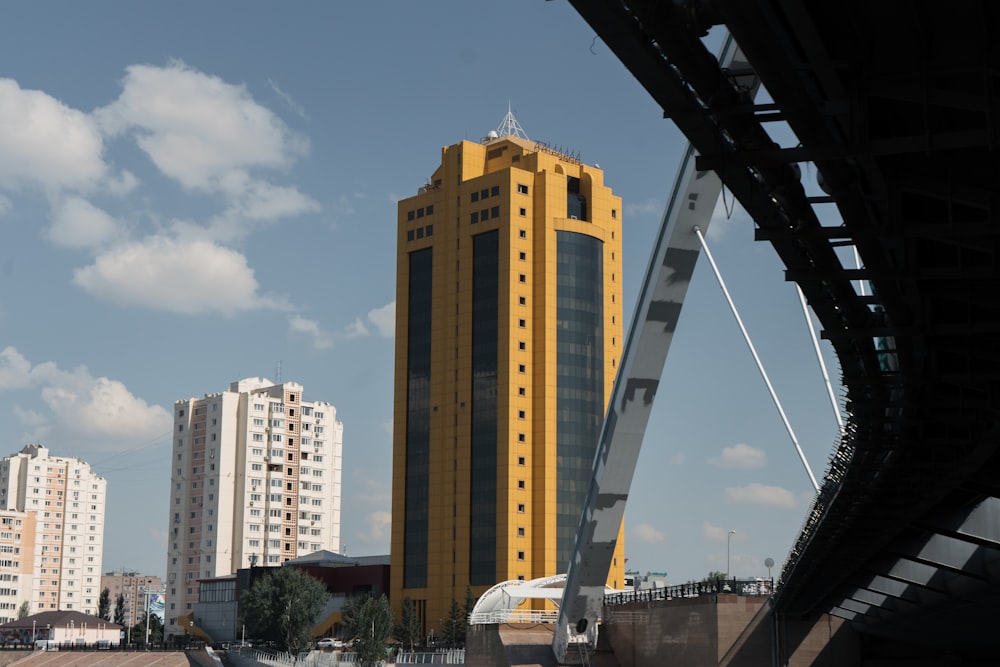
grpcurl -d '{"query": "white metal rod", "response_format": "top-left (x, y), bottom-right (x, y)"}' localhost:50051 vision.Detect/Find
top-left (796, 284), bottom-right (844, 431)
top-left (692, 226), bottom-right (820, 492)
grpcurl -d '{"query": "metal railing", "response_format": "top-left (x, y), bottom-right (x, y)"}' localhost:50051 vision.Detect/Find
top-left (604, 578), bottom-right (773, 606)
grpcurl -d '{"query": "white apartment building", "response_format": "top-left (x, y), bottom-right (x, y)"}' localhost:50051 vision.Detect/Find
top-left (0, 510), bottom-right (34, 623)
top-left (0, 445), bottom-right (107, 614)
top-left (165, 378), bottom-right (343, 636)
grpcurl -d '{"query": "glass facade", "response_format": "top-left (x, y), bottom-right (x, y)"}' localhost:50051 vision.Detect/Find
top-left (555, 231), bottom-right (604, 570)
top-left (404, 248), bottom-right (433, 588)
top-left (470, 231), bottom-right (499, 585)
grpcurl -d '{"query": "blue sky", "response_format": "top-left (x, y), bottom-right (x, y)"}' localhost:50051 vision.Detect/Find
top-left (0, 2), bottom-right (843, 586)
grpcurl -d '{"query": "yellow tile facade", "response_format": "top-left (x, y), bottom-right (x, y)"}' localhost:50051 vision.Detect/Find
top-left (391, 134), bottom-right (624, 631)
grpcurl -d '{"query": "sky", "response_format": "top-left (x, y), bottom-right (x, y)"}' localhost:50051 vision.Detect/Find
top-left (0, 2), bottom-right (845, 587)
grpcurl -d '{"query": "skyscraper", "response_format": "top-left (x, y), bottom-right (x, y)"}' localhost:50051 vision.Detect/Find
top-left (390, 115), bottom-right (624, 627)
top-left (165, 378), bottom-right (343, 636)
top-left (0, 444), bottom-right (106, 614)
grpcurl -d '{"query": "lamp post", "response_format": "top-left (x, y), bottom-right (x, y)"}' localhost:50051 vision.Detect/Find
top-left (727, 530), bottom-right (736, 579)
top-left (31, 620), bottom-right (35, 644)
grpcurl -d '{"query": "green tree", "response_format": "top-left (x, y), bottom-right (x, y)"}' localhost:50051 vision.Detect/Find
top-left (703, 571), bottom-right (727, 582)
top-left (393, 596), bottom-right (421, 652)
top-left (98, 587), bottom-right (111, 620)
top-left (461, 586), bottom-right (476, 647)
top-left (239, 567), bottom-right (329, 654)
top-left (342, 595), bottom-right (393, 667)
top-left (114, 593), bottom-right (126, 627)
top-left (16, 601), bottom-right (29, 620)
top-left (440, 598), bottom-right (464, 649)
top-left (131, 613), bottom-right (164, 645)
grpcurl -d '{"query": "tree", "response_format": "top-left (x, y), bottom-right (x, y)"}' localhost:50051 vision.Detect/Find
top-left (16, 601), bottom-right (29, 620)
top-left (342, 595), bottom-right (393, 667)
top-left (98, 587), bottom-right (111, 621)
top-left (239, 567), bottom-right (329, 655)
top-left (440, 598), bottom-right (464, 649)
top-left (131, 613), bottom-right (164, 645)
top-left (393, 596), bottom-right (421, 652)
top-left (114, 593), bottom-right (126, 627)
top-left (461, 586), bottom-right (476, 647)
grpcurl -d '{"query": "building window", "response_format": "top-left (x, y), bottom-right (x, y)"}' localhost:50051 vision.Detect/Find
top-left (426, 204), bottom-right (434, 215)
top-left (517, 480), bottom-right (526, 489)
top-left (491, 206), bottom-right (500, 218)
top-left (518, 364), bottom-right (526, 374)
top-left (519, 296), bottom-right (526, 306)
top-left (481, 189), bottom-right (488, 200)
top-left (518, 433), bottom-right (526, 443)
top-left (471, 191), bottom-right (479, 203)
top-left (517, 551), bottom-right (525, 560)
top-left (471, 212), bottom-right (478, 224)
top-left (407, 230), bottom-right (414, 241)
top-left (407, 210), bottom-right (415, 221)
top-left (480, 208), bottom-right (489, 221)
top-left (518, 387), bottom-right (526, 396)
top-left (519, 207), bottom-right (527, 217)
top-left (517, 184), bottom-right (528, 194)
top-left (517, 504), bottom-right (526, 513)
top-left (518, 319), bottom-right (526, 328)
top-left (518, 274), bottom-right (526, 283)
top-left (518, 341), bottom-right (526, 351)
top-left (417, 208), bottom-right (424, 218)
top-left (611, 208), bottom-right (617, 218)
top-left (491, 185), bottom-right (500, 196)
top-left (518, 410), bottom-right (526, 419)
top-left (517, 456), bottom-right (525, 466)
top-left (519, 251), bottom-right (526, 261)
top-left (519, 229), bottom-right (527, 239)
top-left (518, 527), bottom-right (526, 537)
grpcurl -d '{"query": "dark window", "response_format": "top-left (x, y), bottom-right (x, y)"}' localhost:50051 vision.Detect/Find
top-left (491, 206), bottom-right (500, 218)
top-left (481, 189), bottom-right (489, 200)
top-left (471, 191), bottom-right (479, 203)
top-left (407, 211), bottom-right (415, 221)
top-left (403, 248), bottom-right (433, 588)
top-left (519, 208), bottom-right (527, 217)
top-left (481, 209), bottom-right (489, 221)
top-left (567, 176), bottom-right (587, 221)
top-left (471, 212), bottom-right (479, 224)
top-left (470, 230), bottom-right (499, 586)
top-left (425, 224), bottom-right (433, 237)
top-left (426, 204), bottom-right (434, 215)
top-left (491, 185), bottom-right (500, 197)
top-left (417, 208), bottom-right (424, 218)
top-left (407, 230), bottom-right (414, 241)
top-left (519, 229), bottom-right (527, 239)
top-left (416, 228), bottom-right (424, 239)
top-left (517, 184), bottom-right (528, 194)
top-left (555, 231), bottom-right (604, 570)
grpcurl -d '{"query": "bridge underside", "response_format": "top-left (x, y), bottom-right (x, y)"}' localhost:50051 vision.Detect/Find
top-left (568, 0), bottom-right (1000, 653)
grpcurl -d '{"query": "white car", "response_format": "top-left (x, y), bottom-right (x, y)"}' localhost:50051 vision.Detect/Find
top-left (317, 638), bottom-right (341, 649)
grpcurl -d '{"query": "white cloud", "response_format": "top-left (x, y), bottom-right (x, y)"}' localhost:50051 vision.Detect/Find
top-left (707, 443), bottom-right (765, 469)
top-left (632, 523), bottom-right (666, 544)
top-left (703, 521), bottom-right (730, 542)
top-left (47, 196), bottom-right (124, 249)
top-left (0, 347), bottom-right (33, 389)
top-left (343, 318), bottom-right (369, 338)
top-left (0, 78), bottom-right (107, 193)
top-left (266, 78), bottom-right (309, 120)
top-left (0, 347), bottom-right (170, 451)
top-left (289, 315), bottom-right (333, 350)
top-left (625, 197), bottom-right (661, 219)
top-left (96, 62), bottom-right (308, 193)
top-left (353, 510), bottom-right (391, 545)
top-left (367, 301), bottom-right (395, 337)
top-left (725, 483), bottom-right (797, 509)
top-left (73, 236), bottom-right (284, 315)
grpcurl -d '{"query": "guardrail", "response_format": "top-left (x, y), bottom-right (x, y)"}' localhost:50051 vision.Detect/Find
top-left (604, 578), bottom-right (773, 606)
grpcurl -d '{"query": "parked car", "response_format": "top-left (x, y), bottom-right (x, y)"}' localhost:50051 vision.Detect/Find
top-left (317, 637), bottom-right (342, 649)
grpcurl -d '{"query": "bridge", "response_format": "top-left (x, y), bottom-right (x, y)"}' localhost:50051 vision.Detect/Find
top-left (553, 0), bottom-right (1000, 662)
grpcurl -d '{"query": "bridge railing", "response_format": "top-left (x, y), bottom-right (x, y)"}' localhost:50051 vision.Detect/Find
top-left (603, 578), bottom-right (773, 606)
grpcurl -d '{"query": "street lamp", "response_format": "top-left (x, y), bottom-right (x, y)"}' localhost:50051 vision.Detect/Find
top-left (727, 530), bottom-right (736, 579)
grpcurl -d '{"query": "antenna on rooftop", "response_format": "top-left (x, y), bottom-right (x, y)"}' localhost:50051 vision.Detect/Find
top-left (275, 360), bottom-right (282, 384)
top-left (495, 101), bottom-right (529, 140)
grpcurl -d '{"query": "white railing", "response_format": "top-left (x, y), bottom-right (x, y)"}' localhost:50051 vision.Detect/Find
top-left (467, 609), bottom-right (560, 625)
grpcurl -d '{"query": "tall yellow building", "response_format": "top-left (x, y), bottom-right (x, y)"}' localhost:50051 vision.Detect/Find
top-left (390, 115), bottom-right (624, 630)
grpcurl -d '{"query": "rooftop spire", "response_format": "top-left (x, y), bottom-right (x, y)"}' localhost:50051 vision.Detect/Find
top-left (495, 102), bottom-right (529, 140)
